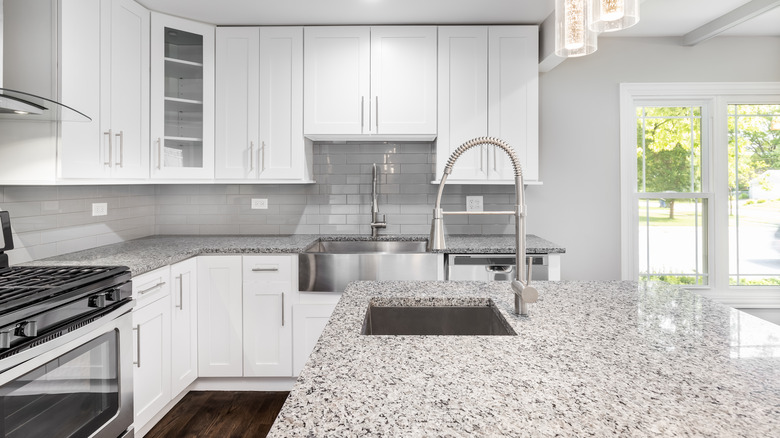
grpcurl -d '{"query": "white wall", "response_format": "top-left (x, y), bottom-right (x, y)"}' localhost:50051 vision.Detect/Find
top-left (527, 36), bottom-right (780, 281)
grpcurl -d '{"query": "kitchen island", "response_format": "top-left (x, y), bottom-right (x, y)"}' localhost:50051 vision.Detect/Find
top-left (268, 280), bottom-right (780, 436)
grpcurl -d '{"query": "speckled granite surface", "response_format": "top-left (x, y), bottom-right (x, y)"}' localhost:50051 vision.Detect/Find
top-left (23, 234), bottom-right (564, 276)
top-left (269, 280), bottom-right (780, 437)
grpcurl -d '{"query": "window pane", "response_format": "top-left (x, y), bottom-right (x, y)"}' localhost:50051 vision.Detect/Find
top-left (638, 197), bottom-right (708, 285)
top-left (728, 104), bottom-right (780, 286)
top-left (636, 106), bottom-right (702, 193)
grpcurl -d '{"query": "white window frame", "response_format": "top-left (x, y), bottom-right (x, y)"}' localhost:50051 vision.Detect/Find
top-left (620, 82), bottom-right (780, 308)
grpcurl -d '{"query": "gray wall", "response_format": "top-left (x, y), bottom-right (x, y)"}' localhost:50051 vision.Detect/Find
top-left (0, 185), bottom-right (155, 265)
top-left (156, 142), bottom-right (515, 236)
top-left (527, 36), bottom-right (780, 281)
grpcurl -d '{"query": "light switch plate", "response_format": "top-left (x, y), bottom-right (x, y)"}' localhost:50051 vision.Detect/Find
top-left (466, 196), bottom-right (483, 212)
top-left (251, 198), bottom-right (268, 210)
top-left (92, 203), bottom-right (108, 216)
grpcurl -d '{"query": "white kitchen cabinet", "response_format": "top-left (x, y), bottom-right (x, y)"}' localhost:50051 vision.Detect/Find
top-left (303, 26), bottom-right (436, 140)
top-left (242, 255), bottom-right (295, 376)
top-left (170, 258), bottom-right (198, 395)
top-left (292, 301), bottom-right (337, 376)
top-left (132, 269), bottom-right (172, 433)
top-left (197, 256), bottom-right (243, 377)
top-left (436, 26), bottom-right (538, 184)
top-left (215, 27), bottom-right (306, 182)
top-left (59, 0), bottom-right (150, 180)
top-left (150, 13), bottom-right (215, 180)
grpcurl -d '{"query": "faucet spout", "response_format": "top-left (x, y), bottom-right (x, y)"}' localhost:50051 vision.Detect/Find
top-left (428, 137), bottom-right (537, 316)
top-left (370, 163), bottom-right (387, 238)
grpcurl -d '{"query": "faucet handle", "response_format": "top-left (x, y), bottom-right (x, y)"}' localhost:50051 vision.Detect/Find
top-left (521, 285), bottom-right (538, 303)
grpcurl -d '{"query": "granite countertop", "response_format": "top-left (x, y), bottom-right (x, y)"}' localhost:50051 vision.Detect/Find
top-left (269, 280), bottom-right (780, 437)
top-left (23, 234), bottom-right (564, 276)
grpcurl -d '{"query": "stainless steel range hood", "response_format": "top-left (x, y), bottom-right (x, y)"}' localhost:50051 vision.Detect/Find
top-left (0, 88), bottom-right (91, 121)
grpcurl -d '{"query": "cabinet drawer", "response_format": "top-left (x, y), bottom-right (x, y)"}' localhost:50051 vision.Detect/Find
top-left (132, 266), bottom-right (171, 308)
top-left (243, 255), bottom-right (293, 284)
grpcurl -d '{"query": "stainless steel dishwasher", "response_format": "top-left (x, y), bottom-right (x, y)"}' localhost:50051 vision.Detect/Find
top-left (446, 254), bottom-right (549, 281)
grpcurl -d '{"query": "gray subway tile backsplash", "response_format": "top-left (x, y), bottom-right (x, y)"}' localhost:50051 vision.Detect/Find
top-left (0, 142), bottom-right (515, 264)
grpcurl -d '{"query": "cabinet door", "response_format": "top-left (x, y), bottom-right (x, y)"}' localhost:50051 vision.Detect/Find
top-left (303, 27), bottom-right (370, 136)
top-left (109, 0), bottom-right (150, 179)
top-left (132, 294), bottom-right (172, 432)
top-left (242, 255), bottom-right (294, 376)
top-left (370, 26), bottom-right (437, 136)
top-left (170, 258), bottom-right (198, 395)
top-left (488, 26), bottom-right (539, 182)
top-left (258, 27), bottom-right (305, 181)
top-left (60, 0), bottom-right (106, 179)
top-left (436, 26), bottom-right (489, 181)
top-left (197, 256), bottom-right (243, 377)
top-left (215, 27), bottom-right (260, 180)
top-left (151, 13), bottom-right (215, 180)
top-left (292, 303), bottom-right (337, 376)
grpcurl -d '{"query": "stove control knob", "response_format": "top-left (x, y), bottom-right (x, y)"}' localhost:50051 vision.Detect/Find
top-left (0, 331), bottom-right (10, 349)
top-left (89, 293), bottom-right (107, 308)
top-left (15, 321), bottom-right (38, 338)
top-left (106, 289), bottom-right (120, 302)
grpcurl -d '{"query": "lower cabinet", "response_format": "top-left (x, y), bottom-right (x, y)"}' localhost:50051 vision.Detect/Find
top-left (170, 258), bottom-right (198, 395)
top-left (243, 256), bottom-right (293, 376)
top-left (197, 254), bottom-right (296, 378)
top-left (197, 255), bottom-right (244, 376)
top-left (132, 267), bottom-right (172, 433)
top-left (292, 301), bottom-right (338, 376)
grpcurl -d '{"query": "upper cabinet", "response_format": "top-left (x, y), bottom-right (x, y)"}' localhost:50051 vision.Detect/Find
top-left (59, 0), bottom-right (150, 180)
top-left (150, 13), bottom-right (215, 180)
top-left (215, 27), bottom-right (310, 182)
top-left (436, 26), bottom-right (539, 184)
top-left (303, 26), bottom-right (437, 141)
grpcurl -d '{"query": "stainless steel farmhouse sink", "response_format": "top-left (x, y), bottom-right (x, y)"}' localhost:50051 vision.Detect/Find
top-left (299, 240), bottom-right (439, 292)
top-left (361, 300), bottom-right (517, 336)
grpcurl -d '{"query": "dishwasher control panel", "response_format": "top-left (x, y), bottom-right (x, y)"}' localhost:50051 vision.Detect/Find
top-left (446, 254), bottom-right (549, 281)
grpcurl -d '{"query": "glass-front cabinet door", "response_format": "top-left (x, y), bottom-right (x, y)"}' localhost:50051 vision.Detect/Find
top-left (150, 13), bottom-right (215, 180)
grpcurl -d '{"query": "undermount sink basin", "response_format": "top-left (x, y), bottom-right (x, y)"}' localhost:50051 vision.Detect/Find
top-left (361, 299), bottom-right (517, 336)
top-left (304, 240), bottom-right (428, 254)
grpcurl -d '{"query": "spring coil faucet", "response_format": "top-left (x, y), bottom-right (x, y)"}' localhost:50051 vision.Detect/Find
top-left (428, 137), bottom-right (539, 316)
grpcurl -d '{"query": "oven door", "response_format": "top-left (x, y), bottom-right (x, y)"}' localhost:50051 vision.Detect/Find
top-left (0, 303), bottom-right (134, 438)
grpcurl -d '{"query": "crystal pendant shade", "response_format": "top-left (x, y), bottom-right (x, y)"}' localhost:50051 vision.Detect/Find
top-left (554, 0), bottom-right (597, 57)
top-left (589, 0), bottom-right (640, 33)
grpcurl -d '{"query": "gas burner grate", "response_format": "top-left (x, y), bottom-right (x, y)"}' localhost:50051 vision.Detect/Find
top-left (0, 266), bottom-right (122, 309)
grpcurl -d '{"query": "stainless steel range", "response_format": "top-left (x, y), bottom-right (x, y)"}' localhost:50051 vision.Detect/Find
top-left (0, 211), bottom-right (134, 438)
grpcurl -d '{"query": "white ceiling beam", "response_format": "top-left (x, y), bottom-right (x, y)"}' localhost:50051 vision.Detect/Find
top-left (538, 11), bottom-right (566, 73)
top-left (683, 0), bottom-right (780, 46)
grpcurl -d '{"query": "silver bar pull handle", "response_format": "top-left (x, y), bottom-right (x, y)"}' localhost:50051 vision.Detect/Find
top-left (368, 97), bottom-right (372, 133)
top-left (133, 324), bottom-right (141, 368)
top-left (176, 274), bottom-right (184, 310)
top-left (157, 138), bottom-right (162, 170)
top-left (103, 129), bottom-right (113, 166)
top-left (281, 293), bottom-right (285, 327)
top-left (493, 146), bottom-right (497, 172)
top-left (360, 96), bottom-right (365, 133)
top-left (115, 131), bottom-right (124, 167)
top-left (137, 281), bottom-right (166, 295)
top-left (375, 96), bottom-right (379, 132)
top-left (251, 267), bottom-right (279, 272)
top-left (249, 141), bottom-right (254, 171)
top-left (261, 141), bottom-right (266, 172)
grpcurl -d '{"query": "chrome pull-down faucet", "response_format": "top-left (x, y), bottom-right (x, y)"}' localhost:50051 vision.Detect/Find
top-left (370, 163), bottom-right (387, 238)
top-left (428, 137), bottom-right (538, 316)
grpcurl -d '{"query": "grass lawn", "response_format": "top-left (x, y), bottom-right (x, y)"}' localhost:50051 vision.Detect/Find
top-left (639, 199), bottom-right (780, 227)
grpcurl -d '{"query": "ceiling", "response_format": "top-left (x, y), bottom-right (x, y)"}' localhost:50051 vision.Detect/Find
top-left (137, 0), bottom-right (780, 37)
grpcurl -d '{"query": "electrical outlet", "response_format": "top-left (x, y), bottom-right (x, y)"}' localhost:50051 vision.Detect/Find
top-left (251, 198), bottom-right (268, 210)
top-left (466, 196), bottom-right (483, 212)
top-left (92, 203), bottom-right (108, 216)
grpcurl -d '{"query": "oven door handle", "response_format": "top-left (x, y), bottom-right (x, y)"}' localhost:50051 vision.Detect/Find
top-left (132, 324), bottom-right (141, 368)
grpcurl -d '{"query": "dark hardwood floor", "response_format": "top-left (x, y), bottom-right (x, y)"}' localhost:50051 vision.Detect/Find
top-left (145, 391), bottom-right (289, 438)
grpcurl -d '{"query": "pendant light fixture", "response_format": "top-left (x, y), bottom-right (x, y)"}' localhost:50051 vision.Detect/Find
top-left (589, 0), bottom-right (640, 33)
top-left (554, 0), bottom-right (597, 57)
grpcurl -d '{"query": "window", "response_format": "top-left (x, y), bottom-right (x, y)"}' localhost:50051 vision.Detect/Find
top-left (620, 83), bottom-right (780, 307)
